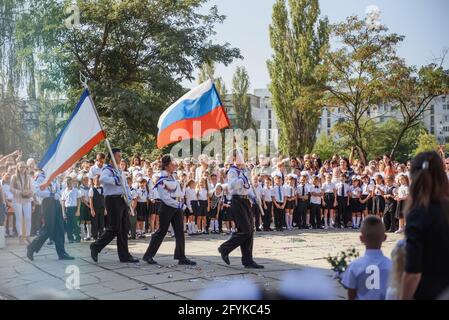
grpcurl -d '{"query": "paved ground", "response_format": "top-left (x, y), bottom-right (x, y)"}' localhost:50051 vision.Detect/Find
top-left (0, 229), bottom-right (403, 300)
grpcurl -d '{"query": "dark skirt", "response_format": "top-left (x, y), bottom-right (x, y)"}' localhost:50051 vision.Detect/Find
top-left (373, 195), bottom-right (385, 214)
top-left (136, 202), bottom-right (148, 221)
top-left (285, 199), bottom-right (296, 210)
top-left (150, 200), bottom-right (161, 215)
top-left (208, 206), bottom-right (219, 218)
top-left (360, 194), bottom-right (369, 211)
top-left (395, 200), bottom-right (405, 219)
top-left (323, 193), bottom-right (335, 209)
top-left (80, 203), bottom-right (91, 221)
top-left (189, 200), bottom-right (199, 216)
top-left (197, 200), bottom-right (208, 217)
top-left (222, 202), bottom-right (234, 221)
top-left (350, 198), bottom-right (362, 213)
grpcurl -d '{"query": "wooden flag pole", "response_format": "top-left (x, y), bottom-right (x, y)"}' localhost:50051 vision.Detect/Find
top-left (79, 72), bottom-right (135, 216)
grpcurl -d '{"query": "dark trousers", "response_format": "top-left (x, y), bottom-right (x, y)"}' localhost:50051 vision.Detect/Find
top-left (31, 204), bottom-right (42, 236)
top-left (309, 203), bottom-right (321, 228)
top-left (91, 206), bottom-right (105, 240)
top-left (296, 200), bottom-right (308, 228)
top-left (384, 201), bottom-right (397, 231)
top-left (143, 202), bottom-right (186, 260)
top-left (91, 196), bottom-right (131, 262)
top-left (219, 196), bottom-right (255, 265)
top-left (252, 205), bottom-right (262, 230)
top-left (28, 197), bottom-right (66, 258)
top-left (336, 196), bottom-right (348, 227)
top-left (65, 207), bottom-right (80, 241)
top-left (273, 202), bottom-right (284, 230)
top-left (262, 202), bottom-right (273, 230)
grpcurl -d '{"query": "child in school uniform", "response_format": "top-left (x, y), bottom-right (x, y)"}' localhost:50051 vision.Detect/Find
top-left (394, 174), bottom-right (409, 234)
top-left (335, 172), bottom-right (350, 228)
top-left (149, 174), bottom-right (160, 234)
top-left (341, 215), bottom-right (392, 300)
top-left (372, 174), bottom-right (386, 218)
top-left (135, 177), bottom-right (150, 239)
top-left (322, 173), bottom-right (337, 229)
top-left (185, 180), bottom-right (198, 235)
top-left (61, 177), bottom-right (81, 243)
top-left (79, 175), bottom-right (92, 241)
top-left (309, 176), bottom-right (323, 229)
top-left (221, 184), bottom-right (235, 234)
top-left (284, 174), bottom-right (297, 231)
top-left (360, 174), bottom-right (374, 220)
top-left (383, 175), bottom-right (397, 232)
top-left (196, 178), bottom-right (209, 234)
top-left (349, 176), bottom-right (362, 229)
top-left (126, 175), bottom-right (138, 239)
top-left (296, 174), bottom-right (310, 229)
top-left (208, 184), bottom-right (223, 234)
top-left (262, 177), bottom-right (274, 231)
top-left (272, 173), bottom-right (286, 231)
top-left (89, 174), bottom-right (106, 240)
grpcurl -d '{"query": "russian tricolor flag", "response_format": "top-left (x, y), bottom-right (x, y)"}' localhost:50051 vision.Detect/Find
top-left (38, 90), bottom-right (106, 189)
top-left (157, 79), bottom-right (230, 148)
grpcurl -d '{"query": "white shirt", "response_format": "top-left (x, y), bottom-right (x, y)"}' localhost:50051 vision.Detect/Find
top-left (284, 185), bottom-right (296, 198)
top-left (396, 185), bottom-right (409, 199)
top-left (309, 185), bottom-right (322, 205)
top-left (185, 187), bottom-right (198, 209)
top-left (88, 164), bottom-right (105, 180)
top-left (136, 187), bottom-right (149, 203)
top-left (296, 183), bottom-right (310, 197)
top-left (361, 183), bottom-right (374, 195)
top-left (374, 184), bottom-right (386, 196)
top-left (150, 188), bottom-right (160, 200)
top-left (271, 185), bottom-right (286, 203)
top-left (262, 187), bottom-right (273, 202)
top-left (197, 188), bottom-right (209, 201)
top-left (350, 186), bottom-right (361, 198)
top-left (336, 181), bottom-right (351, 197)
top-left (61, 187), bottom-right (80, 207)
top-left (322, 182), bottom-right (336, 194)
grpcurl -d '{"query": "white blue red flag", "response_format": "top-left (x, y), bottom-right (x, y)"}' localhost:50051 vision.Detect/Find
top-left (157, 79), bottom-right (230, 148)
top-left (38, 89), bottom-right (106, 189)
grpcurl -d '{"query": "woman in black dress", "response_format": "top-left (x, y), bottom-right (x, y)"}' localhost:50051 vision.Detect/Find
top-left (401, 151), bottom-right (449, 300)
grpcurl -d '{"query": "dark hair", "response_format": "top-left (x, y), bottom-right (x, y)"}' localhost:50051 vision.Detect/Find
top-left (405, 151), bottom-right (449, 219)
top-left (108, 148), bottom-right (121, 161)
top-left (361, 215), bottom-right (385, 246)
top-left (97, 153), bottom-right (106, 160)
top-left (161, 154), bottom-right (173, 170)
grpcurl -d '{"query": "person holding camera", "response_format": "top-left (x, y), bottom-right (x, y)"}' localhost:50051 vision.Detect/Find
top-left (10, 161), bottom-right (33, 244)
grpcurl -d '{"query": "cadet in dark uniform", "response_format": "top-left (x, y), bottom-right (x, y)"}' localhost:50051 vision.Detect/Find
top-left (218, 149), bottom-right (264, 269)
top-left (27, 173), bottom-right (74, 261)
top-left (90, 148), bottom-right (139, 263)
top-left (142, 155), bottom-right (196, 265)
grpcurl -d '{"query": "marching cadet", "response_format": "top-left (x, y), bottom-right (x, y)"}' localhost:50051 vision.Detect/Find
top-left (90, 148), bottom-right (139, 263)
top-left (218, 149), bottom-right (264, 269)
top-left (27, 173), bottom-right (74, 261)
top-left (142, 154), bottom-right (196, 265)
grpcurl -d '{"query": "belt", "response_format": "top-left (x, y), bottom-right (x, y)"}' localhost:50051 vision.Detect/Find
top-left (106, 195), bottom-right (124, 199)
top-left (233, 195), bottom-right (249, 199)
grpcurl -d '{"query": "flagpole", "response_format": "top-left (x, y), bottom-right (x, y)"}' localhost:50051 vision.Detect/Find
top-left (80, 72), bottom-right (135, 216)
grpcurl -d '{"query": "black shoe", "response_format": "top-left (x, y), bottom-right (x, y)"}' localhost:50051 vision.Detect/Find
top-left (90, 243), bottom-right (98, 263)
top-left (59, 254), bottom-right (75, 260)
top-left (244, 262), bottom-right (264, 269)
top-left (143, 256), bottom-right (157, 264)
top-left (218, 247), bottom-right (230, 265)
top-left (178, 258), bottom-right (196, 266)
top-left (68, 239), bottom-right (74, 244)
top-left (47, 240), bottom-right (54, 245)
top-left (121, 256), bottom-right (139, 263)
top-left (26, 245), bottom-right (34, 261)
top-left (255, 228), bottom-right (262, 232)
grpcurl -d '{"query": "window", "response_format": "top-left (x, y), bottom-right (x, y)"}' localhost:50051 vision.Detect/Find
top-left (445, 115), bottom-right (449, 122)
top-left (431, 116), bottom-right (434, 126)
top-left (268, 130), bottom-right (271, 140)
top-left (446, 137), bottom-right (449, 143)
top-left (430, 105), bottom-right (435, 114)
top-left (268, 109), bottom-right (272, 119)
top-left (444, 126), bottom-right (449, 132)
top-left (443, 104), bottom-right (449, 110)
top-left (327, 118), bottom-right (331, 128)
top-left (268, 120), bottom-right (272, 129)
top-left (327, 109), bottom-right (331, 117)
top-left (431, 127), bottom-right (435, 134)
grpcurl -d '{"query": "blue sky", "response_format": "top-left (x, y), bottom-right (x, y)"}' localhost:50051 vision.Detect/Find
top-left (184, 0), bottom-right (449, 91)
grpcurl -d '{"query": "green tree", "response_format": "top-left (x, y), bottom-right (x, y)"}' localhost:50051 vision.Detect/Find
top-left (413, 132), bottom-right (439, 156)
top-left (197, 61), bottom-right (227, 97)
top-left (232, 66), bottom-right (255, 130)
top-left (322, 15), bottom-right (404, 160)
top-left (268, 0), bottom-right (329, 155)
top-left (312, 133), bottom-right (342, 160)
top-left (8, 0), bottom-right (241, 158)
top-left (384, 59), bottom-right (449, 159)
